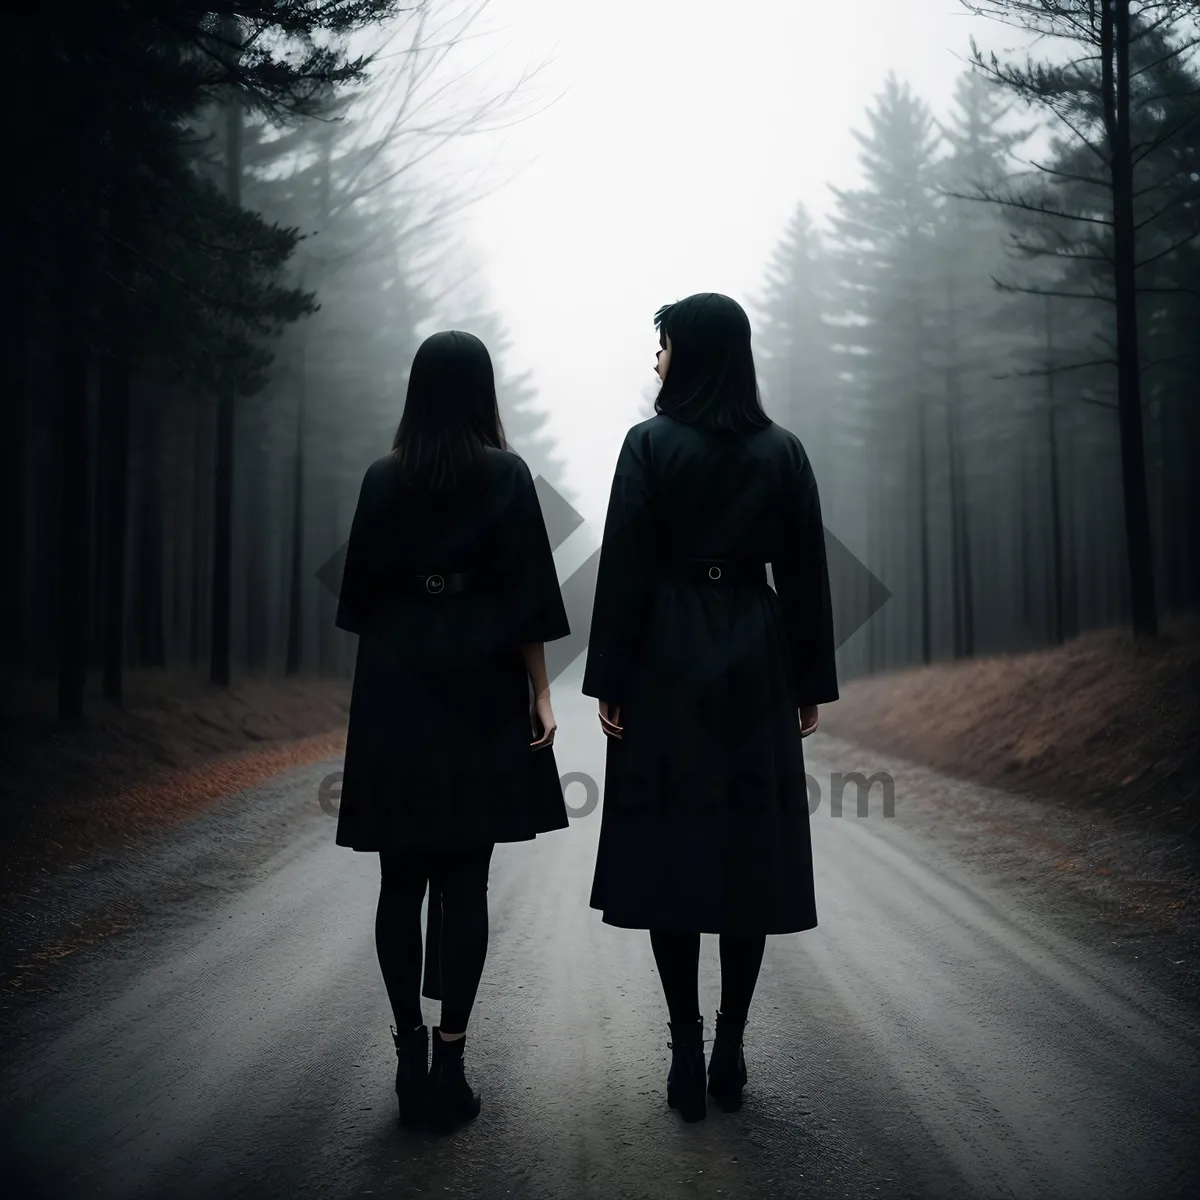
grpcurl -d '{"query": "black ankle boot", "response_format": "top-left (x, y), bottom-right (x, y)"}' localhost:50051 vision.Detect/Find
top-left (391, 1024), bottom-right (429, 1127)
top-left (706, 1010), bottom-right (748, 1111)
top-left (666, 1016), bottom-right (707, 1122)
top-left (427, 1028), bottom-right (481, 1134)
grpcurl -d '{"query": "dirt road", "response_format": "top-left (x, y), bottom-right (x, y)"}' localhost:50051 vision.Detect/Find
top-left (2, 665), bottom-right (1198, 1199)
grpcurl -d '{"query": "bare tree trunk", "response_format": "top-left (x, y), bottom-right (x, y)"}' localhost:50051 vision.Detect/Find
top-left (1043, 296), bottom-right (1065, 645)
top-left (172, 400), bottom-right (190, 661)
top-left (211, 80), bottom-right (242, 685)
top-left (285, 357), bottom-right (307, 675)
top-left (910, 293), bottom-right (933, 665)
top-left (190, 398), bottom-right (207, 665)
top-left (943, 277), bottom-right (974, 657)
top-left (957, 429), bottom-right (975, 655)
top-left (284, 135), bottom-right (330, 677)
top-left (244, 407), bottom-right (266, 673)
top-left (1048, 403), bottom-right (1064, 646)
top-left (867, 447), bottom-right (880, 672)
top-left (318, 485), bottom-right (337, 674)
top-left (137, 391), bottom-right (166, 667)
top-left (101, 353), bottom-right (130, 700)
top-left (2, 233), bottom-right (33, 672)
top-left (1019, 443), bottom-right (1035, 637)
top-left (55, 163), bottom-right (91, 720)
top-left (1104, 0), bottom-right (1158, 635)
top-left (1061, 415), bottom-right (1079, 640)
top-left (916, 394), bottom-right (932, 664)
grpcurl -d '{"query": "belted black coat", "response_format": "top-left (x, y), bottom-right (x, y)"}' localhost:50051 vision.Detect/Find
top-left (581, 415), bottom-right (839, 935)
top-left (334, 446), bottom-right (571, 850)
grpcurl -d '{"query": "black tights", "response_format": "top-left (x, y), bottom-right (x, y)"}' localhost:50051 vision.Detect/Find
top-left (649, 931), bottom-right (767, 1028)
top-left (376, 843), bottom-right (494, 1036)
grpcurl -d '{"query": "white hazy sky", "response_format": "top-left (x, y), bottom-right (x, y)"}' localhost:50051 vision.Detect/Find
top-left (413, 0), bottom-right (1021, 524)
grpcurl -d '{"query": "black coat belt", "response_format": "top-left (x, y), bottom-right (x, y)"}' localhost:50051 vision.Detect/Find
top-left (667, 559), bottom-right (767, 585)
top-left (400, 571), bottom-right (477, 595)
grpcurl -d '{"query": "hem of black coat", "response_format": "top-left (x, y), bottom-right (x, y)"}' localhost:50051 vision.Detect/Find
top-left (515, 623), bottom-right (572, 645)
top-left (591, 908), bottom-right (818, 936)
top-left (794, 677), bottom-right (839, 706)
top-left (580, 677), bottom-right (621, 701)
top-left (336, 825), bottom-right (569, 851)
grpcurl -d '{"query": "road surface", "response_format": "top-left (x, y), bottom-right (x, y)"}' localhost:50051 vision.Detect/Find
top-left (2, 661), bottom-right (1198, 1199)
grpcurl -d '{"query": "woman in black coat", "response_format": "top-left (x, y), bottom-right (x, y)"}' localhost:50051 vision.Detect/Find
top-left (581, 293), bottom-right (838, 1122)
top-left (335, 330), bottom-right (571, 1134)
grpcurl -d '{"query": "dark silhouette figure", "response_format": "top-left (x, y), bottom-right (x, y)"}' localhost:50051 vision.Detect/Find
top-left (582, 293), bottom-right (838, 1121)
top-left (335, 330), bottom-right (571, 1133)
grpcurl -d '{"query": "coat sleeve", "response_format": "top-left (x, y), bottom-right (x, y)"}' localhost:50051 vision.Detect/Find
top-left (505, 458), bottom-right (571, 645)
top-left (334, 462), bottom-right (378, 635)
top-left (580, 428), bottom-right (655, 702)
top-left (772, 454), bottom-right (839, 707)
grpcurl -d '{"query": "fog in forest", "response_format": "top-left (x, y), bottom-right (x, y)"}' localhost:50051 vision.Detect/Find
top-left (8, 0), bottom-right (1199, 707)
top-left (7, 9), bottom-right (1200, 1196)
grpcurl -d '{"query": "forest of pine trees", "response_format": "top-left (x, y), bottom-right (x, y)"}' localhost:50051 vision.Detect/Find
top-left (757, 2), bottom-right (1200, 681)
top-left (4, 2), bottom-right (566, 718)
top-left (8, 1), bottom-right (1196, 721)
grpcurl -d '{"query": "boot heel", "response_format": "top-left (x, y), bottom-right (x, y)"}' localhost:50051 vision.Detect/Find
top-left (428, 1028), bottom-right (481, 1135)
top-left (707, 1011), bottom-right (748, 1112)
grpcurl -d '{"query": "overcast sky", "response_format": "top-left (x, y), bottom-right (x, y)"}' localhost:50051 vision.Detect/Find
top-left (417, 0), bottom-right (1021, 525)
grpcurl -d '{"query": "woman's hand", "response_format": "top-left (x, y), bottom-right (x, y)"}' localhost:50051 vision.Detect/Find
top-left (531, 691), bottom-right (557, 749)
top-left (599, 700), bottom-right (623, 740)
top-left (799, 705), bottom-right (818, 738)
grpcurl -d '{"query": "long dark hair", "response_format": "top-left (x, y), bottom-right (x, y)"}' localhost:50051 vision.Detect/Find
top-left (652, 293), bottom-right (771, 433)
top-left (391, 330), bottom-right (509, 492)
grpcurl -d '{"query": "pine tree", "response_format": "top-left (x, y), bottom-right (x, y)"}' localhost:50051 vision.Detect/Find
top-left (935, 68), bottom-right (1029, 656)
top-left (451, 307), bottom-right (571, 501)
top-left (756, 202), bottom-right (840, 472)
top-left (8, 2), bottom-right (401, 712)
top-left (827, 73), bottom-right (946, 667)
top-left (755, 202), bottom-right (865, 672)
top-left (957, 0), bottom-right (1200, 635)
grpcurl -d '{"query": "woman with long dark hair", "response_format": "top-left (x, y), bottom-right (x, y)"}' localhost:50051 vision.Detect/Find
top-left (582, 293), bottom-right (838, 1122)
top-left (335, 330), bottom-right (571, 1134)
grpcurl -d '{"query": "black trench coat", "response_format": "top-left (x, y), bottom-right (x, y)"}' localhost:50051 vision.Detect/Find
top-left (581, 415), bottom-right (839, 935)
top-left (334, 447), bottom-right (572, 851)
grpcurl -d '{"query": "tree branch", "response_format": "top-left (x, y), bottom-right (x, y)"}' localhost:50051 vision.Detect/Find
top-left (992, 276), bottom-right (1116, 301)
top-left (1026, 156), bottom-right (1109, 188)
top-left (1131, 107), bottom-right (1200, 164)
top-left (1136, 230), bottom-right (1200, 267)
top-left (994, 357), bottom-right (1119, 380)
top-left (943, 186), bottom-right (1114, 225)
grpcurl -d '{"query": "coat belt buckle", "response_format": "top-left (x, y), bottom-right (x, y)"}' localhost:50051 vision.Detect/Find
top-left (425, 573), bottom-right (445, 594)
top-left (707, 564), bottom-right (723, 581)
